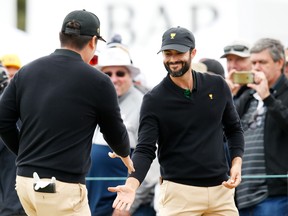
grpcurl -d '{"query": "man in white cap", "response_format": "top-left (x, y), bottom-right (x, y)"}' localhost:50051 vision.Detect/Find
top-left (221, 40), bottom-right (252, 98)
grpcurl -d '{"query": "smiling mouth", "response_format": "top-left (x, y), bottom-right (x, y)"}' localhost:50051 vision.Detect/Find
top-left (170, 65), bottom-right (180, 70)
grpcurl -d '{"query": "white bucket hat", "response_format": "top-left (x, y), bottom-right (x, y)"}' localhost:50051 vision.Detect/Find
top-left (95, 45), bottom-right (140, 79)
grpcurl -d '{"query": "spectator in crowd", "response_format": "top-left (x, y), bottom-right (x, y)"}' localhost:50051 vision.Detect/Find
top-left (221, 40), bottom-right (252, 98)
top-left (0, 63), bottom-right (9, 94)
top-left (235, 38), bottom-right (288, 216)
top-left (200, 58), bottom-right (225, 78)
top-left (192, 62), bottom-right (207, 72)
top-left (86, 34), bottom-right (158, 216)
top-left (1, 54), bottom-right (21, 79)
top-left (284, 47), bottom-right (288, 77)
top-left (0, 9), bottom-right (134, 216)
top-left (198, 58), bottom-right (232, 170)
top-left (108, 26), bottom-right (244, 216)
top-left (0, 63), bottom-right (26, 216)
top-left (133, 73), bottom-right (150, 94)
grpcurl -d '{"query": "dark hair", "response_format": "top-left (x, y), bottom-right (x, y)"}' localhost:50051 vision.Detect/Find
top-left (200, 58), bottom-right (225, 78)
top-left (59, 20), bottom-right (93, 50)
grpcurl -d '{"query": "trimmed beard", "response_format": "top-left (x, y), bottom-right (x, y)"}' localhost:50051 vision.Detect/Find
top-left (164, 59), bottom-right (191, 78)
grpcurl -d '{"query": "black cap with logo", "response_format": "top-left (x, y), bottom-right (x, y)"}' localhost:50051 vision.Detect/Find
top-left (158, 26), bottom-right (195, 53)
top-left (61, 9), bottom-right (106, 42)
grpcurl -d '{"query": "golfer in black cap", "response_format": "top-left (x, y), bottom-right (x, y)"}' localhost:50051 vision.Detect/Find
top-left (0, 9), bottom-right (134, 216)
top-left (108, 26), bottom-right (244, 215)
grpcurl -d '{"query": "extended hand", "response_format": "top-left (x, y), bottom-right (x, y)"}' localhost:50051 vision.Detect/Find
top-left (112, 209), bottom-right (131, 216)
top-left (108, 152), bottom-right (135, 174)
top-left (108, 184), bottom-right (136, 211)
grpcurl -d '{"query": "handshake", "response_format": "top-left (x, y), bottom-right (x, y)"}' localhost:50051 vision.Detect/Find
top-left (108, 152), bottom-right (135, 174)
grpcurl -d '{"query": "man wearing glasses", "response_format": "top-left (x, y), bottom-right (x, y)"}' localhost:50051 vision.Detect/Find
top-left (221, 40), bottom-right (252, 98)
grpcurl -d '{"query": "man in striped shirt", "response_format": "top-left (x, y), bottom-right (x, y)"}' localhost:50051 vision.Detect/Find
top-left (235, 38), bottom-right (288, 216)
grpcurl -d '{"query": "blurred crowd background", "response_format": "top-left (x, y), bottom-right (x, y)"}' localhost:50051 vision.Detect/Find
top-left (1, 0), bottom-right (288, 87)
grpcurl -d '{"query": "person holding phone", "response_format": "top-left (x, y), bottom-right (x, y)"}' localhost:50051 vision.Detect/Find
top-left (235, 38), bottom-right (288, 216)
top-left (221, 40), bottom-right (252, 98)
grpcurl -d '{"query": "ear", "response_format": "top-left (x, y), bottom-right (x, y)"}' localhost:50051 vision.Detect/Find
top-left (277, 57), bottom-right (285, 72)
top-left (89, 36), bottom-right (97, 50)
top-left (191, 48), bottom-right (197, 58)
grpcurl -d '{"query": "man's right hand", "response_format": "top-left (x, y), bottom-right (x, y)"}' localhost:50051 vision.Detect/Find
top-left (108, 152), bottom-right (135, 174)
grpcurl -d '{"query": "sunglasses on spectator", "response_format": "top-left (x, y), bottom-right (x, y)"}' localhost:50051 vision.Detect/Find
top-left (224, 45), bottom-right (249, 53)
top-left (104, 71), bottom-right (127, 77)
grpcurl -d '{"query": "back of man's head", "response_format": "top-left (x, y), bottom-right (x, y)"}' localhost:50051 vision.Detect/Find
top-left (59, 9), bottom-right (105, 50)
top-left (200, 58), bottom-right (225, 78)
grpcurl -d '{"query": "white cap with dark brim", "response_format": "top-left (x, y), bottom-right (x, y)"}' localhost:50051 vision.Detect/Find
top-left (220, 40), bottom-right (251, 58)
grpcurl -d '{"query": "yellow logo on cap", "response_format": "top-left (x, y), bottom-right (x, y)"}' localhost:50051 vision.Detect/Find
top-left (170, 33), bottom-right (176, 39)
top-left (209, 94), bottom-right (213, 99)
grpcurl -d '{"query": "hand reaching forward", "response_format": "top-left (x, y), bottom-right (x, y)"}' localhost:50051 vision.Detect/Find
top-left (108, 177), bottom-right (140, 211)
top-left (108, 152), bottom-right (135, 174)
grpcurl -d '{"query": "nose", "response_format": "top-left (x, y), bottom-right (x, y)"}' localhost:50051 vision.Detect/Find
top-left (228, 60), bottom-right (237, 72)
top-left (169, 55), bottom-right (180, 63)
top-left (109, 74), bottom-right (119, 83)
top-left (252, 62), bottom-right (261, 71)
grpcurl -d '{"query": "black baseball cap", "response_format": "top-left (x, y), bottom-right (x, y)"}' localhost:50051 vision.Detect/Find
top-left (61, 9), bottom-right (106, 42)
top-left (158, 26), bottom-right (195, 53)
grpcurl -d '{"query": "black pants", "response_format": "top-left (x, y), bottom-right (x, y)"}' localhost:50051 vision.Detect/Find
top-left (0, 141), bottom-right (26, 216)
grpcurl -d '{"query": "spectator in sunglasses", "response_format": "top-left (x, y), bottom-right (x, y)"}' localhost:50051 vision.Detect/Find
top-left (86, 35), bottom-right (159, 216)
top-left (221, 41), bottom-right (252, 98)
